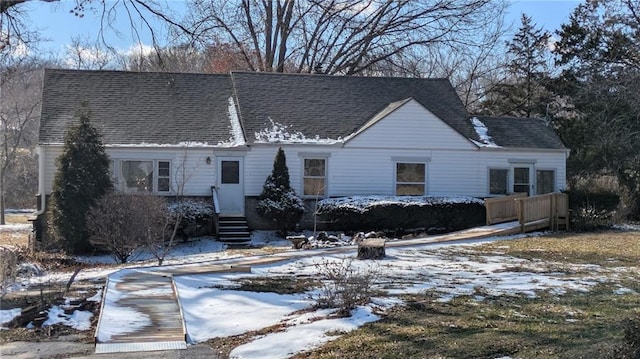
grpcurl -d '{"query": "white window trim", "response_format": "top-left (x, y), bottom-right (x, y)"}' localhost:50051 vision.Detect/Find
top-left (393, 161), bottom-right (428, 196)
top-left (301, 157), bottom-right (328, 198)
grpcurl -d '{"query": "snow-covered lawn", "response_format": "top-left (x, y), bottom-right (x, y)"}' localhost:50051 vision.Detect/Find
top-left (2, 230), bottom-right (638, 358)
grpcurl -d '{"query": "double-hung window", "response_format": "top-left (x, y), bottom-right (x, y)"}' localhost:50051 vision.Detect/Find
top-left (395, 162), bottom-right (426, 195)
top-left (303, 158), bottom-right (326, 196)
top-left (536, 170), bottom-right (555, 194)
top-left (114, 160), bottom-right (171, 193)
top-left (488, 168), bottom-right (509, 195)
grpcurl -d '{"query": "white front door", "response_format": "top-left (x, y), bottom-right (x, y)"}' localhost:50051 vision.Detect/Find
top-left (511, 164), bottom-right (534, 195)
top-left (217, 157), bottom-right (244, 215)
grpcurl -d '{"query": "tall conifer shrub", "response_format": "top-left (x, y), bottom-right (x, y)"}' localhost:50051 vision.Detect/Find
top-left (256, 147), bottom-right (304, 236)
top-left (49, 108), bottom-right (112, 254)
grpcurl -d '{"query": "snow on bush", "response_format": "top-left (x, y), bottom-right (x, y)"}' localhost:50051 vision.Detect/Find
top-left (168, 200), bottom-right (215, 240)
top-left (316, 195), bottom-right (485, 233)
top-left (317, 195), bottom-right (484, 214)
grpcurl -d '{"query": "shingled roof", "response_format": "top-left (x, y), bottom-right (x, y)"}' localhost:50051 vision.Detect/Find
top-left (39, 69), bottom-right (235, 145)
top-left (39, 69), bottom-right (566, 150)
top-left (474, 116), bottom-right (566, 150)
top-left (230, 71), bottom-right (476, 143)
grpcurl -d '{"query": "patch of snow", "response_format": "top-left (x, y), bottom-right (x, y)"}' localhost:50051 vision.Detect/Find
top-left (0, 308), bottom-right (21, 329)
top-left (218, 96), bottom-right (247, 147)
top-left (43, 305), bottom-right (93, 331)
top-left (470, 117), bottom-right (501, 148)
top-left (614, 287), bottom-right (637, 295)
top-left (106, 141), bottom-right (214, 148)
top-left (229, 306), bottom-right (380, 359)
top-left (174, 274), bottom-right (311, 343)
top-left (254, 118), bottom-right (342, 144)
top-left (0, 223), bottom-right (31, 232)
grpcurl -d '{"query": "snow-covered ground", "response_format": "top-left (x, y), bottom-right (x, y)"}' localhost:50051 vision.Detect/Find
top-left (0, 231), bottom-right (636, 358)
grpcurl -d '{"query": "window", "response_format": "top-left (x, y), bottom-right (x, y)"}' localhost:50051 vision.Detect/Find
top-left (536, 170), bottom-right (555, 194)
top-left (121, 161), bottom-right (153, 192)
top-left (396, 163), bottom-right (425, 195)
top-left (513, 167), bottom-right (531, 195)
top-left (157, 161), bottom-right (171, 192)
top-left (303, 158), bottom-right (326, 196)
top-left (115, 160), bottom-right (170, 193)
top-left (489, 168), bottom-right (508, 195)
top-left (221, 160), bottom-right (240, 184)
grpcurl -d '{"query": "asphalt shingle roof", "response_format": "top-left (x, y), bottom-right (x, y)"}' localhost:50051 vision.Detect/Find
top-left (475, 116), bottom-right (566, 150)
top-left (39, 69), bottom-right (234, 145)
top-left (230, 71), bottom-right (476, 142)
top-left (39, 69), bottom-right (567, 150)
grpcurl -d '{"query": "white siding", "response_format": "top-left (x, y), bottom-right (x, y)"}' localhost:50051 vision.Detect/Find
top-left (344, 99), bottom-right (476, 150)
top-left (42, 146), bottom-right (219, 196)
top-left (244, 145), bottom-right (567, 198)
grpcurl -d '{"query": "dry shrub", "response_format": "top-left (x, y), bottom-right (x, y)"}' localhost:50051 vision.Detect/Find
top-left (311, 258), bottom-right (378, 317)
top-left (87, 192), bottom-right (167, 263)
top-left (0, 247), bottom-right (18, 294)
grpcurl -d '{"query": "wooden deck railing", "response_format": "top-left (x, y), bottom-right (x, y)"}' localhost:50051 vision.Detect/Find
top-left (485, 193), bottom-right (528, 225)
top-left (485, 192), bottom-right (569, 232)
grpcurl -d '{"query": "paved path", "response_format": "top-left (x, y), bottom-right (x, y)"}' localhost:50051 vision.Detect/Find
top-left (94, 221), bottom-right (522, 354)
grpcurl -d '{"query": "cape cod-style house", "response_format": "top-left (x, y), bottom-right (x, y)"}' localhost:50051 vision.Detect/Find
top-left (34, 69), bottom-right (568, 239)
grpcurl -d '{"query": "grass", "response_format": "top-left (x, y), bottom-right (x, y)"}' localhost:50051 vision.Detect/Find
top-left (237, 276), bottom-right (319, 294)
top-left (481, 230), bottom-right (640, 266)
top-left (295, 230), bottom-right (640, 359)
top-left (0, 213), bottom-right (32, 248)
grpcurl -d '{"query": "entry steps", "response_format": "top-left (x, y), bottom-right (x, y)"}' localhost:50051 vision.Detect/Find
top-left (218, 216), bottom-right (252, 243)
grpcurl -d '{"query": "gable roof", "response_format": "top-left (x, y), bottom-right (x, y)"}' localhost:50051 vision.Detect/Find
top-left (38, 69), bottom-right (567, 151)
top-left (39, 69), bottom-right (235, 145)
top-left (230, 71), bottom-right (477, 143)
top-left (474, 116), bottom-right (566, 150)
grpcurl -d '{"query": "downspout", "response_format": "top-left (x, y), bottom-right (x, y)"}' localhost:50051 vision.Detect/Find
top-left (33, 145), bottom-right (46, 216)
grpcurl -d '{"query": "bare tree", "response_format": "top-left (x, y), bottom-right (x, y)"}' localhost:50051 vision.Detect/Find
top-left (0, 58), bottom-right (42, 224)
top-left (188, 0), bottom-right (507, 75)
top-left (0, 0), bottom-right (191, 55)
top-left (63, 36), bottom-right (118, 70)
top-left (143, 150), bottom-right (194, 266)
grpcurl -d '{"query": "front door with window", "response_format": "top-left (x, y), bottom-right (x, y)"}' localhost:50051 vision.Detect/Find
top-left (511, 164), bottom-right (534, 195)
top-left (217, 157), bottom-right (244, 215)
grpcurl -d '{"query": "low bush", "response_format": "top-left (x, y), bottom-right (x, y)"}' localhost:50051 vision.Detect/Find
top-left (167, 200), bottom-right (215, 240)
top-left (565, 189), bottom-right (620, 231)
top-left (310, 258), bottom-right (377, 317)
top-left (315, 196), bottom-right (485, 233)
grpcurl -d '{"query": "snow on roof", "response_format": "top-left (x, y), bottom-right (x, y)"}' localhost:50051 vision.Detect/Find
top-left (218, 96), bottom-right (247, 147)
top-left (318, 195), bottom-right (484, 214)
top-left (254, 118), bottom-right (343, 144)
top-left (470, 117), bottom-right (501, 148)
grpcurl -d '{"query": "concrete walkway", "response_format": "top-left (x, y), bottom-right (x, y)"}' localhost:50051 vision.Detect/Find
top-left (94, 221), bottom-right (522, 354)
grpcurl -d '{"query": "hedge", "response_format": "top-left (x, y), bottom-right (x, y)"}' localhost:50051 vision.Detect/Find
top-left (315, 196), bottom-right (485, 233)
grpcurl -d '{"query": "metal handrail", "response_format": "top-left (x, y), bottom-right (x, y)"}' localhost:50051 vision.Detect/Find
top-left (211, 186), bottom-right (220, 239)
top-left (211, 186), bottom-right (220, 215)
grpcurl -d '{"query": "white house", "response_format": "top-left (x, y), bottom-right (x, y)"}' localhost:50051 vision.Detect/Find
top-left (34, 69), bottom-right (568, 238)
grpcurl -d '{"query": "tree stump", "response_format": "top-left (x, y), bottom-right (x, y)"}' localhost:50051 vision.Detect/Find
top-left (287, 235), bottom-right (308, 249)
top-left (357, 238), bottom-right (385, 259)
